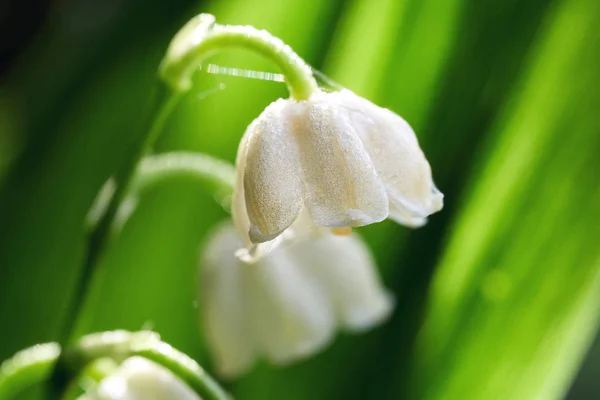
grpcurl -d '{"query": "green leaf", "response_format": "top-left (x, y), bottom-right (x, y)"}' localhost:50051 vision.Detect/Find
top-left (412, 0), bottom-right (600, 398)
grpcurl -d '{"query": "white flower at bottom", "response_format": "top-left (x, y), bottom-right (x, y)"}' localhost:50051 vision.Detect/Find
top-left (200, 221), bottom-right (394, 379)
top-left (78, 357), bottom-right (201, 400)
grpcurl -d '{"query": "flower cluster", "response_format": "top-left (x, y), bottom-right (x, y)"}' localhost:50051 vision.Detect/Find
top-left (231, 88), bottom-right (443, 260)
top-left (98, 12), bottom-right (445, 386)
top-left (0, 14), bottom-right (445, 400)
top-left (201, 85), bottom-right (442, 378)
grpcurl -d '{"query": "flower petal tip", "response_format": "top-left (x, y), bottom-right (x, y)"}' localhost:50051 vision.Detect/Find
top-left (345, 207), bottom-right (388, 227)
top-left (248, 224), bottom-right (280, 244)
top-left (431, 187), bottom-right (444, 213)
top-left (267, 330), bottom-right (334, 366)
top-left (235, 239), bottom-right (282, 263)
top-left (234, 247), bottom-right (258, 264)
top-left (343, 291), bottom-right (395, 333)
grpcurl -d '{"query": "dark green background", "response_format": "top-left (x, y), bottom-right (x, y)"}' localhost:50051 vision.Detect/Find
top-left (1, 0), bottom-right (599, 398)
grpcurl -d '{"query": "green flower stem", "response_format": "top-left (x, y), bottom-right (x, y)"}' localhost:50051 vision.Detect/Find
top-left (133, 342), bottom-right (230, 400)
top-left (72, 152), bottom-right (235, 342)
top-left (56, 81), bottom-right (180, 346)
top-left (85, 152), bottom-right (235, 236)
top-left (160, 14), bottom-right (319, 100)
top-left (60, 358), bottom-right (119, 400)
top-left (132, 152), bottom-right (235, 197)
top-left (0, 331), bottom-right (229, 400)
top-left (0, 344), bottom-right (60, 400)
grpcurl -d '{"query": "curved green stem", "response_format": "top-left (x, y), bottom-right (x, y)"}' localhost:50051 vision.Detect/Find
top-left (80, 359), bottom-right (119, 399)
top-left (56, 331), bottom-right (230, 400)
top-left (86, 151), bottom-right (235, 238)
top-left (160, 14), bottom-right (319, 100)
top-left (73, 152), bottom-right (235, 372)
top-left (60, 358), bottom-right (119, 400)
top-left (132, 341), bottom-right (229, 400)
top-left (0, 332), bottom-right (229, 400)
top-left (58, 81), bottom-right (181, 347)
top-left (133, 152), bottom-right (235, 196)
top-left (0, 343), bottom-right (60, 400)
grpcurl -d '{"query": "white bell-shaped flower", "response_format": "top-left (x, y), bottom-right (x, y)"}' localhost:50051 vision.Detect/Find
top-left (200, 221), bottom-right (393, 379)
top-left (232, 89), bottom-right (443, 254)
top-left (78, 357), bottom-right (201, 400)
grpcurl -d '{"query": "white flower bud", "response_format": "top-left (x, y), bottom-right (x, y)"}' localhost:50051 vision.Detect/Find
top-left (78, 357), bottom-right (201, 400)
top-left (200, 221), bottom-right (393, 379)
top-left (232, 89), bottom-right (443, 255)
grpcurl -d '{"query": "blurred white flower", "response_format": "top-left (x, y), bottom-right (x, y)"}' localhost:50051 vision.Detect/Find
top-left (78, 357), bottom-right (200, 400)
top-left (232, 88), bottom-right (443, 255)
top-left (200, 221), bottom-right (394, 379)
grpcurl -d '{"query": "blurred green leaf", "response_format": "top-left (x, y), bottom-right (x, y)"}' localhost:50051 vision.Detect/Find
top-left (323, 0), bottom-right (407, 99)
top-left (0, 1), bottom-right (193, 361)
top-left (412, 0), bottom-right (600, 398)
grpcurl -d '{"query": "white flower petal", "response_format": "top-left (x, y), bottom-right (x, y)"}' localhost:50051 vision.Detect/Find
top-left (232, 126), bottom-right (283, 261)
top-left (296, 96), bottom-right (389, 228)
top-left (231, 127), bottom-right (253, 247)
top-left (388, 203), bottom-right (427, 228)
top-left (201, 221), bottom-right (335, 374)
top-left (289, 233), bottom-right (394, 332)
top-left (201, 223), bottom-right (257, 378)
top-left (243, 99), bottom-right (304, 243)
top-left (283, 207), bottom-right (329, 239)
top-left (118, 358), bottom-right (201, 400)
top-left (86, 357), bottom-right (201, 400)
top-left (330, 89), bottom-right (443, 224)
top-left (244, 241), bottom-right (335, 364)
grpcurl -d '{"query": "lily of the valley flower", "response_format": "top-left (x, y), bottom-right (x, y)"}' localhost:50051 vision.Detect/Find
top-left (232, 88), bottom-right (443, 256)
top-left (78, 357), bottom-right (200, 400)
top-left (200, 221), bottom-right (393, 379)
